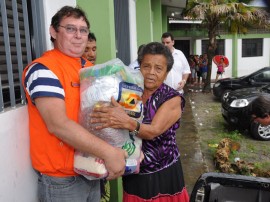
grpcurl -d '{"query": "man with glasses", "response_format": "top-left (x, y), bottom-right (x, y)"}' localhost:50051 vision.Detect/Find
top-left (249, 95), bottom-right (270, 126)
top-left (22, 6), bottom-right (126, 201)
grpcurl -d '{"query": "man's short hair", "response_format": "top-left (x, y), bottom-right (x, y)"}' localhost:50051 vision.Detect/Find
top-left (50, 6), bottom-right (90, 42)
top-left (161, 32), bottom-right (174, 41)
top-left (88, 32), bottom-right (96, 42)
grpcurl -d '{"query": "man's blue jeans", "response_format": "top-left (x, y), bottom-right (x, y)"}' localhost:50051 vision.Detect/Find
top-left (37, 173), bottom-right (100, 202)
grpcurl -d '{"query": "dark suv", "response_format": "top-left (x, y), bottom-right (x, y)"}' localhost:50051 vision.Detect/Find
top-left (213, 67), bottom-right (270, 101)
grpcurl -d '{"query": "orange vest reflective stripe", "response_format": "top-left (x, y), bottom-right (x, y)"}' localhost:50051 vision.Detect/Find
top-left (22, 49), bottom-right (92, 177)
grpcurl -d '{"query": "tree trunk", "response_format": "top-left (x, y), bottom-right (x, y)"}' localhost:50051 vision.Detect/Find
top-left (203, 28), bottom-right (217, 93)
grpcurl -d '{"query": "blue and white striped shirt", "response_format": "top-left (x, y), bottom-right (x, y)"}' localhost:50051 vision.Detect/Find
top-left (24, 63), bottom-right (65, 103)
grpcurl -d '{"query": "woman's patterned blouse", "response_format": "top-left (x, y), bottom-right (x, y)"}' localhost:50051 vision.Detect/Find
top-left (140, 83), bottom-right (185, 174)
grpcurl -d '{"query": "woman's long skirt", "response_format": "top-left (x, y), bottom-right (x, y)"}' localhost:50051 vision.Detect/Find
top-left (123, 159), bottom-right (190, 202)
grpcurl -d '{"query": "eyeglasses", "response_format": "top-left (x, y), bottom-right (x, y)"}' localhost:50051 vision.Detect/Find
top-left (59, 25), bottom-right (89, 36)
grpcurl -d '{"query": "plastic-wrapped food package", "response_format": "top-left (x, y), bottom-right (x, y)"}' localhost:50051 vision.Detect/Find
top-left (74, 58), bottom-right (144, 180)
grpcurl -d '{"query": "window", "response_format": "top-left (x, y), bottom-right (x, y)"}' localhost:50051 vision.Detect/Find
top-left (0, 0), bottom-right (46, 112)
top-left (202, 39), bottom-right (225, 55)
top-left (253, 69), bottom-right (270, 82)
top-left (0, 0), bottom-right (33, 112)
top-left (242, 38), bottom-right (263, 57)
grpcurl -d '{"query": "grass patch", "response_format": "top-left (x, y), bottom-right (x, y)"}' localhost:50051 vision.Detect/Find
top-left (254, 162), bottom-right (270, 170)
top-left (216, 130), bottom-right (244, 141)
top-left (190, 92), bottom-right (270, 178)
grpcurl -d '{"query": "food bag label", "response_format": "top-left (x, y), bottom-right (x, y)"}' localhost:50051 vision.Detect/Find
top-left (117, 81), bottom-right (143, 119)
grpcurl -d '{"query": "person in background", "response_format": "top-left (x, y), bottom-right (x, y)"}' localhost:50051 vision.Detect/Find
top-left (128, 44), bottom-right (146, 70)
top-left (215, 57), bottom-right (226, 82)
top-left (91, 42), bottom-right (189, 202)
top-left (83, 32), bottom-right (97, 64)
top-left (22, 6), bottom-right (126, 202)
top-left (249, 95), bottom-right (270, 126)
top-left (161, 32), bottom-right (191, 94)
top-left (197, 55), bottom-right (204, 86)
top-left (201, 53), bottom-right (208, 85)
top-left (193, 54), bottom-right (201, 85)
top-left (188, 55), bottom-right (196, 86)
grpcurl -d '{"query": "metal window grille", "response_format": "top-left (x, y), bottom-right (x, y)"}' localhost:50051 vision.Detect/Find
top-left (242, 38), bottom-right (263, 57)
top-left (202, 39), bottom-right (225, 56)
top-left (0, 0), bottom-right (32, 112)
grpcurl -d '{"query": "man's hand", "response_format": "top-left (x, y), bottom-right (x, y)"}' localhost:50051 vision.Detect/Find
top-left (104, 147), bottom-right (127, 180)
top-left (177, 79), bottom-right (186, 91)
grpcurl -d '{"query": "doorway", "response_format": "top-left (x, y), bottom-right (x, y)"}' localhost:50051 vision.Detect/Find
top-left (174, 40), bottom-right (190, 59)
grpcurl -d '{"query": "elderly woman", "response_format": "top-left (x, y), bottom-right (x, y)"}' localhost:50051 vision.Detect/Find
top-left (91, 42), bottom-right (189, 201)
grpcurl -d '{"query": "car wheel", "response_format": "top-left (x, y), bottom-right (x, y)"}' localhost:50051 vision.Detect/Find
top-left (250, 122), bottom-right (270, 141)
top-left (221, 90), bottom-right (231, 102)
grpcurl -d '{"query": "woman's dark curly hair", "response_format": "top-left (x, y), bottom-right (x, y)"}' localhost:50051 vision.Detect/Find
top-left (138, 42), bottom-right (174, 72)
top-left (50, 6), bottom-right (90, 42)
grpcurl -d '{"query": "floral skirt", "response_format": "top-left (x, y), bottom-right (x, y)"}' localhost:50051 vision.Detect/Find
top-left (122, 158), bottom-right (189, 202)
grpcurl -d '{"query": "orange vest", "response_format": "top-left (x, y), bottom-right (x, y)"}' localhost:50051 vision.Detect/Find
top-left (22, 49), bottom-right (92, 177)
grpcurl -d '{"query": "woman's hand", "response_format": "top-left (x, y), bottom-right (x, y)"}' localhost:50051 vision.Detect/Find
top-left (90, 97), bottom-right (133, 130)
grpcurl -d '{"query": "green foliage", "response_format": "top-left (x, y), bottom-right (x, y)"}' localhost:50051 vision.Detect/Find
top-left (254, 162), bottom-right (270, 170)
top-left (228, 149), bottom-right (238, 161)
top-left (237, 0), bottom-right (253, 4)
top-left (246, 144), bottom-right (255, 152)
top-left (238, 165), bottom-right (253, 175)
top-left (219, 130), bottom-right (243, 141)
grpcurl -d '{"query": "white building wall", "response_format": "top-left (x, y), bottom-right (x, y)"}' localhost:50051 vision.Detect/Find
top-left (196, 37), bottom-right (270, 80)
top-left (0, 106), bottom-right (37, 202)
top-left (0, 1), bottom-right (76, 201)
top-left (44, 0), bottom-right (76, 50)
top-left (222, 39), bottom-right (232, 79)
top-left (195, 39), bottom-right (202, 56)
top-left (238, 38), bottom-right (270, 76)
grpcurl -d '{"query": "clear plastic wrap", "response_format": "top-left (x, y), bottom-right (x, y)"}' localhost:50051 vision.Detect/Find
top-left (74, 58), bottom-right (144, 180)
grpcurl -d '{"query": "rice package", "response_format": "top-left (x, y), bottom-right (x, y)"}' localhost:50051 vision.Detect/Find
top-left (74, 58), bottom-right (144, 180)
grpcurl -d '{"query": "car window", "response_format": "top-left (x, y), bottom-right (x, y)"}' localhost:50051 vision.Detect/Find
top-left (253, 70), bottom-right (270, 82)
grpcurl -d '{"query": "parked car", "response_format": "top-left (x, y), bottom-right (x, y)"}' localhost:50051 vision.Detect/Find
top-left (213, 67), bottom-right (270, 101)
top-left (221, 84), bottom-right (270, 140)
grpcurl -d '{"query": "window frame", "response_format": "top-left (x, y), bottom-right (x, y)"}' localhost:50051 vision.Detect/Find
top-left (242, 38), bottom-right (263, 57)
top-left (0, 0), bottom-right (45, 112)
top-left (202, 39), bottom-right (225, 55)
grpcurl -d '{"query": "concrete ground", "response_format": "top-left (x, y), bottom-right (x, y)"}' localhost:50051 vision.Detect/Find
top-left (176, 83), bottom-right (212, 195)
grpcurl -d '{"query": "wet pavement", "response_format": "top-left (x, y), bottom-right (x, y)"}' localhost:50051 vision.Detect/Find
top-left (176, 85), bottom-right (210, 195)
